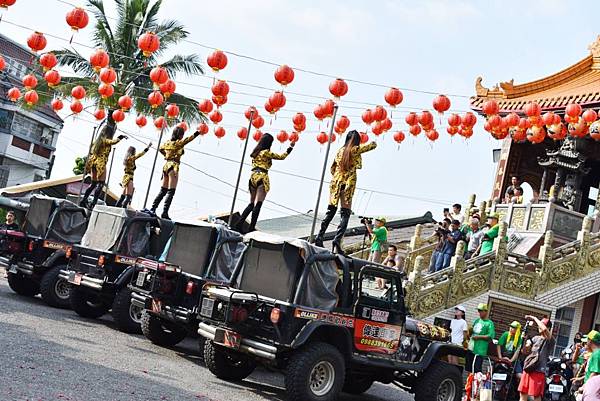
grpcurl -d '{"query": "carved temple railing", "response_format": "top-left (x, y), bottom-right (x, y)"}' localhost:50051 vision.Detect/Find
top-left (405, 216), bottom-right (600, 319)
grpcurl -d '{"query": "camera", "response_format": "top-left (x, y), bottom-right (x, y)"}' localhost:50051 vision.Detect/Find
top-left (359, 216), bottom-right (372, 225)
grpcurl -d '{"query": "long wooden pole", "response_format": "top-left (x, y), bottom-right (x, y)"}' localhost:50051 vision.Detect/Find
top-left (143, 112), bottom-right (168, 209)
top-left (228, 111), bottom-right (255, 226)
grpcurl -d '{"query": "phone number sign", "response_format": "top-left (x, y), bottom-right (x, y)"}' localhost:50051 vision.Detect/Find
top-left (354, 319), bottom-right (401, 354)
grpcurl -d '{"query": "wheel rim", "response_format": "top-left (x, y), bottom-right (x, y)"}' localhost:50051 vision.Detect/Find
top-left (129, 303), bottom-right (144, 323)
top-left (437, 378), bottom-right (456, 401)
top-left (309, 360), bottom-right (335, 397)
top-left (54, 278), bottom-right (71, 300)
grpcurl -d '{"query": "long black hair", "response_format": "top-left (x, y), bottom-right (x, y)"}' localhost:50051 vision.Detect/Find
top-left (123, 146), bottom-right (136, 165)
top-left (171, 126), bottom-right (185, 141)
top-left (91, 125), bottom-right (116, 154)
top-left (340, 130), bottom-right (361, 172)
top-left (250, 133), bottom-right (274, 158)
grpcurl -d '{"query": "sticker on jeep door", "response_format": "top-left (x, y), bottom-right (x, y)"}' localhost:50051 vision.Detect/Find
top-left (354, 319), bottom-right (402, 354)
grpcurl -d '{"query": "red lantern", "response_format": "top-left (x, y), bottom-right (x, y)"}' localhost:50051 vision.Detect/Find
top-left (292, 112), bottom-right (306, 127)
top-left (314, 104), bottom-right (325, 121)
top-left (432, 95), bottom-right (451, 114)
top-left (198, 99), bottom-right (213, 114)
top-left (138, 32), bottom-right (160, 57)
top-left (269, 91), bottom-right (286, 110)
top-left (541, 112), bottom-right (555, 126)
top-left (277, 130), bottom-right (289, 143)
top-left (317, 132), bottom-right (329, 144)
top-left (409, 124), bottom-right (421, 136)
top-left (212, 95), bottom-right (227, 107)
top-left (89, 49), bottom-right (109, 73)
top-left (154, 116), bottom-right (167, 130)
top-left (143, 91), bottom-right (161, 109)
top-left (405, 112), bottom-right (418, 126)
top-left (372, 105), bottom-right (387, 122)
top-left (207, 50), bottom-right (228, 72)
top-left (71, 85), bottom-right (86, 100)
top-left (359, 132), bottom-right (369, 143)
top-left (96, 83), bottom-right (112, 99)
top-left (66, 7), bottom-right (89, 31)
top-left (380, 117), bottom-right (392, 132)
top-left (385, 88), bottom-right (403, 108)
top-left (294, 122), bottom-right (306, 132)
top-left (322, 100), bottom-right (335, 118)
top-left (418, 110), bottom-right (433, 126)
top-left (337, 115), bottom-right (350, 131)
top-left (565, 103), bottom-right (582, 119)
top-left (99, 67), bottom-right (117, 84)
top-left (447, 126), bottom-right (458, 136)
top-left (265, 100), bottom-right (275, 114)
top-left (426, 129), bottom-right (439, 142)
top-left (0, 0), bottom-right (16, 9)
top-left (177, 121), bottom-right (188, 132)
top-left (252, 115), bottom-right (265, 129)
top-left (289, 132), bottom-right (300, 143)
top-left (527, 125), bottom-right (546, 144)
top-left (237, 127), bottom-right (248, 140)
top-left (0, 55), bottom-right (5, 71)
top-left (197, 123), bottom-right (209, 135)
top-left (482, 99), bottom-right (499, 116)
top-left (582, 109), bottom-right (597, 124)
top-left (553, 114), bottom-right (562, 125)
top-left (518, 117), bottom-right (531, 130)
top-left (44, 70), bottom-right (61, 87)
top-left (136, 115), bottom-right (147, 128)
top-left (22, 74), bottom-right (38, 90)
top-left (51, 98), bottom-right (63, 112)
top-left (461, 112), bottom-right (477, 127)
top-left (150, 66), bottom-right (169, 86)
top-left (329, 78), bottom-right (348, 99)
top-left (160, 79), bottom-right (176, 98)
top-left (39, 52), bottom-right (57, 71)
top-left (511, 127), bottom-right (527, 142)
top-left (372, 121), bottom-right (383, 136)
top-left (488, 114), bottom-right (501, 128)
top-left (111, 109), bottom-right (125, 123)
top-left (70, 100), bottom-right (83, 114)
top-left (568, 117), bottom-right (588, 138)
top-left (209, 110), bottom-right (223, 124)
top-left (274, 64), bottom-right (294, 86)
top-left (547, 123), bottom-right (566, 141)
top-left (27, 32), bottom-right (47, 53)
top-left (523, 102), bottom-right (541, 117)
top-left (362, 109), bottom-right (374, 125)
top-left (93, 108), bottom-right (106, 120)
top-left (506, 112), bottom-right (520, 127)
top-left (22, 90), bottom-right (38, 106)
top-left (393, 131), bottom-right (405, 143)
top-left (166, 103), bottom-right (179, 119)
top-left (245, 106), bottom-right (258, 120)
top-left (459, 127), bottom-right (474, 138)
top-left (212, 80), bottom-right (230, 97)
top-left (214, 126), bottom-right (226, 139)
top-left (116, 95), bottom-right (132, 111)
top-left (483, 121), bottom-right (492, 132)
top-left (251, 130), bottom-right (262, 142)
top-left (590, 121), bottom-right (600, 141)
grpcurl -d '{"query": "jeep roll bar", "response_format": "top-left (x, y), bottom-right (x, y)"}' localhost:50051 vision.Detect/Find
top-left (203, 233), bottom-right (244, 282)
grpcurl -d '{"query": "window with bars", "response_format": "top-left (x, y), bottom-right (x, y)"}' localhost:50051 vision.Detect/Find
top-left (11, 113), bottom-right (43, 142)
top-left (0, 109), bottom-right (13, 130)
top-left (553, 307), bottom-right (575, 356)
top-left (5, 58), bottom-right (27, 79)
top-left (0, 167), bottom-right (9, 188)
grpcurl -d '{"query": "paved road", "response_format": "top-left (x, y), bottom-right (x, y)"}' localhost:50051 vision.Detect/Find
top-left (0, 277), bottom-right (414, 401)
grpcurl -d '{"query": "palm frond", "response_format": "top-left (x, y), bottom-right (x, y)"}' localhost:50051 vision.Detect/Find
top-left (86, 0), bottom-right (115, 53)
top-left (161, 54), bottom-right (204, 76)
top-left (54, 49), bottom-right (97, 78)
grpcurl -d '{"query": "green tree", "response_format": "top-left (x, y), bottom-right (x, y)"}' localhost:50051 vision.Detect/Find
top-left (73, 156), bottom-right (87, 175)
top-left (48, 0), bottom-right (204, 123)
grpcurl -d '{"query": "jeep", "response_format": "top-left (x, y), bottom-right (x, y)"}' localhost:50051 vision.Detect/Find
top-left (59, 206), bottom-right (173, 333)
top-left (129, 220), bottom-right (244, 348)
top-left (197, 232), bottom-right (464, 401)
top-left (6, 196), bottom-right (88, 307)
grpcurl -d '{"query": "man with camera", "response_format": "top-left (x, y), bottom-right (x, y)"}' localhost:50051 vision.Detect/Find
top-left (363, 216), bottom-right (388, 264)
top-left (429, 218), bottom-right (451, 273)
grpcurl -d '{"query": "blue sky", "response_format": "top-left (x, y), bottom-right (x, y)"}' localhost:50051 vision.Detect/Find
top-left (2, 0), bottom-right (599, 221)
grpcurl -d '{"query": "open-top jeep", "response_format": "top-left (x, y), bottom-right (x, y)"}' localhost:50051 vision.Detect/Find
top-left (6, 196), bottom-right (88, 307)
top-left (59, 205), bottom-right (173, 333)
top-left (0, 197), bottom-right (28, 265)
top-left (129, 220), bottom-right (244, 347)
top-left (198, 232), bottom-right (464, 401)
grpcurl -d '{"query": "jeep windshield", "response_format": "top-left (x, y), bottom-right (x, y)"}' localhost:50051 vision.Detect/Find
top-left (23, 196), bottom-right (87, 242)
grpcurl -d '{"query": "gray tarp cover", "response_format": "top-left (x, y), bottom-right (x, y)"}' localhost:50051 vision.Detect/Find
top-left (207, 224), bottom-right (244, 283)
top-left (24, 196), bottom-right (87, 243)
top-left (240, 232), bottom-right (339, 311)
top-left (81, 206), bottom-right (148, 252)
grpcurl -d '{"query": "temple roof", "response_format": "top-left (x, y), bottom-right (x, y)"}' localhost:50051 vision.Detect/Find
top-left (471, 35), bottom-right (600, 113)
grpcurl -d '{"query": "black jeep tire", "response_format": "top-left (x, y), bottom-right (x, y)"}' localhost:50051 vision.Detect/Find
top-left (70, 287), bottom-right (109, 319)
top-left (141, 311), bottom-right (187, 346)
top-left (414, 361), bottom-right (462, 401)
top-left (204, 340), bottom-right (256, 381)
top-left (7, 272), bottom-right (39, 297)
top-left (111, 287), bottom-right (143, 334)
top-left (40, 264), bottom-right (71, 308)
top-left (285, 342), bottom-right (345, 401)
top-left (197, 336), bottom-right (206, 364)
top-left (342, 374), bottom-right (373, 394)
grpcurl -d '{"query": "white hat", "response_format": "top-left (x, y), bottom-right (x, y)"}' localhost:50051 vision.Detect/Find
top-left (455, 305), bottom-right (466, 313)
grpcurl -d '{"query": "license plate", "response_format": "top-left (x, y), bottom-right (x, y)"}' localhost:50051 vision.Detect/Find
top-left (214, 328), bottom-right (241, 350)
top-left (8, 265), bottom-right (17, 274)
top-left (135, 271), bottom-right (147, 287)
top-left (200, 298), bottom-right (215, 318)
top-left (151, 299), bottom-right (162, 313)
top-left (68, 272), bottom-right (82, 285)
top-left (492, 373), bottom-right (507, 381)
top-left (549, 384), bottom-right (563, 393)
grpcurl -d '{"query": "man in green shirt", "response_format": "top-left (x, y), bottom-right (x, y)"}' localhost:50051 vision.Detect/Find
top-left (480, 213), bottom-right (507, 255)
top-left (467, 303), bottom-right (496, 373)
top-left (497, 321), bottom-right (524, 380)
top-left (584, 330), bottom-right (600, 384)
top-left (366, 217), bottom-right (388, 264)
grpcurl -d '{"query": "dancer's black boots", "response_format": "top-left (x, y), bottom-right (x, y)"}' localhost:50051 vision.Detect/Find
top-left (314, 204), bottom-right (337, 247)
top-left (88, 181), bottom-right (104, 211)
top-left (332, 208), bottom-right (351, 255)
top-left (248, 201), bottom-right (263, 232)
top-left (161, 189), bottom-right (175, 220)
top-left (115, 194), bottom-right (126, 207)
top-left (150, 187), bottom-right (168, 214)
top-left (80, 181), bottom-right (99, 208)
top-left (235, 203), bottom-right (254, 231)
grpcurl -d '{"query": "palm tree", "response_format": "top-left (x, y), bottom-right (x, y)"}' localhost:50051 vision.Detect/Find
top-left (50, 0), bottom-right (204, 124)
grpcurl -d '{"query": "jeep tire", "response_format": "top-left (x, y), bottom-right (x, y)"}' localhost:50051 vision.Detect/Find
top-left (414, 361), bottom-right (462, 401)
top-left (70, 287), bottom-right (109, 319)
top-left (342, 374), bottom-right (373, 395)
top-left (141, 311), bottom-right (187, 346)
top-left (285, 342), bottom-right (345, 401)
top-left (198, 336), bottom-right (206, 364)
top-left (7, 272), bottom-right (39, 297)
top-left (204, 340), bottom-right (256, 381)
top-left (40, 264), bottom-right (71, 308)
top-left (111, 287), bottom-right (143, 334)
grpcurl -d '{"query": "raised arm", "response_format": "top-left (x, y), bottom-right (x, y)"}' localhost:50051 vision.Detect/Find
top-left (105, 134), bottom-right (126, 146)
top-left (181, 131), bottom-right (201, 147)
top-left (265, 143), bottom-right (294, 161)
top-left (357, 141), bottom-right (377, 154)
top-left (134, 143), bottom-right (152, 160)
